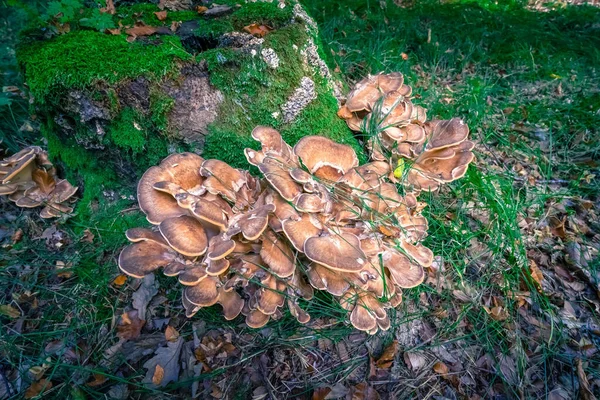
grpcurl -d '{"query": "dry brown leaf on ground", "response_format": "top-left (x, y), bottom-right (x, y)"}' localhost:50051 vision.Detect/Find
top-left (142, 337), bottom-right (184, 388)
top-left (347, 383), bottom-right (380, 400)
top-left (404, 352), bottom-right (427, 371)
top-left (131, 274), bottom-right (158, 320)
top-left (24, 379), bottom-right (52, 399)
top-left (243, 23), bottom-right (273, 37)
top-left (154, 11), bottom-right (168, 21)
top-left (152, 364), bottom-right (165, 386)
top-left (126, 23), bottom-right (158, 41)
top-left (312, 387), bottom-right (332, 400)
top-left (165, 325), bottom-right (179, 342)
top-left (196, 6), bottom-right (208, 14)
top-left (375, 340), bottom-right (398, 369)
top-left (117, 310), bottom-right (145, 340)
top-left (86, 373), bottom-right (108, 387)
top-left (576, 359), bottom-right (597, 400)
top-left (0, 304), bottom-right (20, 318)
top-left (112, 274), bottom-right (127, 287)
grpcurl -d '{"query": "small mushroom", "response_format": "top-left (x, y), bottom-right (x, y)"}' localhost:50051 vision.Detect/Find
top-left (304, 233), bottom-right (367, 273)
top-left (293, 136), bottom-right (359, 181)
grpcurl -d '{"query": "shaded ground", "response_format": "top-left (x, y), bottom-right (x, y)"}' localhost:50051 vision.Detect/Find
top-left (1, 0), bottom-right (600, 399)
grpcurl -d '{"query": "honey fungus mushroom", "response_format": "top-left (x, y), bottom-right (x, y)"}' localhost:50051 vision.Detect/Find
top-left (0, 146), bottom-right (78, 218)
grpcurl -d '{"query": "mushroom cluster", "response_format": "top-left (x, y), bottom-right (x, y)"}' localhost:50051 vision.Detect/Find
top-left (0, 146), bottom-right (78, 218)
top-left (119, 127), bottom-right (433, 333)
top-left (338, 73), bottom-right (475, 191)
top-left (118, 72), bottom-right (475, 334)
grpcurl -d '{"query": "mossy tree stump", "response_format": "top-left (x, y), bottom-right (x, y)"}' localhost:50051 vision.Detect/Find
top-left (16, 0), bottom-right (361, 237)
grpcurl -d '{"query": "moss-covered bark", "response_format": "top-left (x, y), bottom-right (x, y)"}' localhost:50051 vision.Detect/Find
top-left (16, 0), bottom-right (359, 241)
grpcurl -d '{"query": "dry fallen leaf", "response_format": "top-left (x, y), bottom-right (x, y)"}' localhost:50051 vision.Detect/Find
top-left (196, 5), bottom-right (208, 14)
top-left (107, 28), bottom-right (121, 35)
top-left (100, 0), bottom-right (116, 14)
top-left (432, 361), bottom-right (449, 375)
top-left (165, 325), bottom-right (179, 342)
top-left (126, 23), bottom-right (158, 41)
top-left (117, 310), bottom-right (145, 340)
top-left (152, 364), bottom-right (165, 386)
top-left (403, 352), bottom-right (427, 371)
top-left (0, 304), bottom-right (21, 318)
top-left (401, 52), bottom-right (409, 60)
top-left (154, 11), bottom-right (168, 21)
top-left (576, 359), bottom-right (597, 400)
top-left (348, 382), bottom-right (380, 400)
top-left (243, 23), bottom-right (273, 38)
top-left (528, 259), bottom-right (544, 290)
top-left (11, 228), bottom-right (23, 244)
top-left (87, 373), bottom-right (108, 387)
top-left (24, 379), bottom-right (53, 399)
top-left (143, 337), bottom-right (183, 388)
top-left (81, 229), bottom-right (95, 243)
top-left (112, 274), bottom-right (127, 287)
top-left (375, 340), bottom-right (398, 369)
top-left (311, 387), bottom-right (331, 400)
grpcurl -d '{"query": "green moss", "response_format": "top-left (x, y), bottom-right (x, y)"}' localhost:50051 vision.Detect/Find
top-left (150, 87), bottom-right (175, 132)
top-left (17, 30), bottom-right (191, 103)
top-left (231, 2), bottom-right (294, 30)
top-left (106, 107), bottom-right (146, 153)
top-left (194, 18), bottom-right (235, 38)
top-left (202, 23), bottom-right (364, 168)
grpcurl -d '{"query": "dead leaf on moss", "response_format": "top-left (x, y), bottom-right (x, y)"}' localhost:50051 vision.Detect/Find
top-left (126, 23), bottom-right (158, 41)
top-left (11, 228), bottom-right (23, 244)
top-left (375, 340), bottom-right (398, 369)
top-left (24, 379), bottom-right (53, 399)
top-left (101, 0), bottom-right (116, 15)
top-left (576, 359), bottom-right (596, 400)
top-left (154, 11), bottom-right (168, 21)
top-left (81, 229), bottom-right (94, 243)
top-left (117, 310), bottom-right (145, 340)
top-left (196, 6), bottom-right (208, 14)
top-left (107, 28), bottom-right (121, 35)
top-left (528, 259), bottom-right (544, 289)
top-left (311, 387), bottom-right (331, 400)
top-left (243, 23), bottom-right (273, 38)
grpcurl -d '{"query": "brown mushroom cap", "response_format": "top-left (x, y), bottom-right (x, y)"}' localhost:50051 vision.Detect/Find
top-left (281, 213), bottom-right (322, 252)
top-left (184, 276), bottom-right (220, 306)
top-left (39, 203), bottom-right (73, 219)
top-left (137, 153), bottom-right (204, 224)
top-left (205, 257), bottom-right (230, 276)
top-left (260, 229), bottom-right (295, 278)
top-left (163, 262), bottom-right (187, 277)
top-left (200, 159), bottom-right (246, 202)
top-left (250, 126), bottom-right (297, 164)
top-left (245, 309), bottom-right (270, 328)
top-left (118, 241), bottom-right (176, 279)
top-left (51, 179), bottom-right (78, 203)
top-left (207, 234), bottom-right (236, 260)
top-left (125, 228), bottom-right (169, 246)
top-left (382, 248), bottom-right (425, 288)
top-left (228, 204), bottom-right (275, 241)
top-left (259, 158), bottom-right (302, 202)
top-left (178, 265), bottom-right (208, 285)
top-left (287, 300), bottom-right (310, 324)
top-left (159, 216), bottom-right (208, 257)
top-left (293, 136), bottom-right (359, 181)
top-left (256, 277), bottom-right (285, 315)
top-left (1, 152), bottom-right (36, 185)
top-left (191, 197), bottom-right (228, 230)
top-left (304, 233), bottom-right (367, 273)
top-left (217, 288), bottom-right (244, 320)
top-left (306, 262), bottom-right (353, 296)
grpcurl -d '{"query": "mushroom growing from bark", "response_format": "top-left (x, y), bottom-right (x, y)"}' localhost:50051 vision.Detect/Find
top-left (0, 146), bottom-right (78, 218)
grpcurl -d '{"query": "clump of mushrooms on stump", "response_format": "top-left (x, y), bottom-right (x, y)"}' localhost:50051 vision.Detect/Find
top-left (118, 72), bottom-right (475, 334)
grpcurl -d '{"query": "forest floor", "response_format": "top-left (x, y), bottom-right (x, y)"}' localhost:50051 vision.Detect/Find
top-left (1, 0), bottom-right (600, 399)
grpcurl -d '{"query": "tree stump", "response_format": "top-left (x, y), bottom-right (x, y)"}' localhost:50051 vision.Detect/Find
top-left (16, 0), bottom-right (360, 232)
